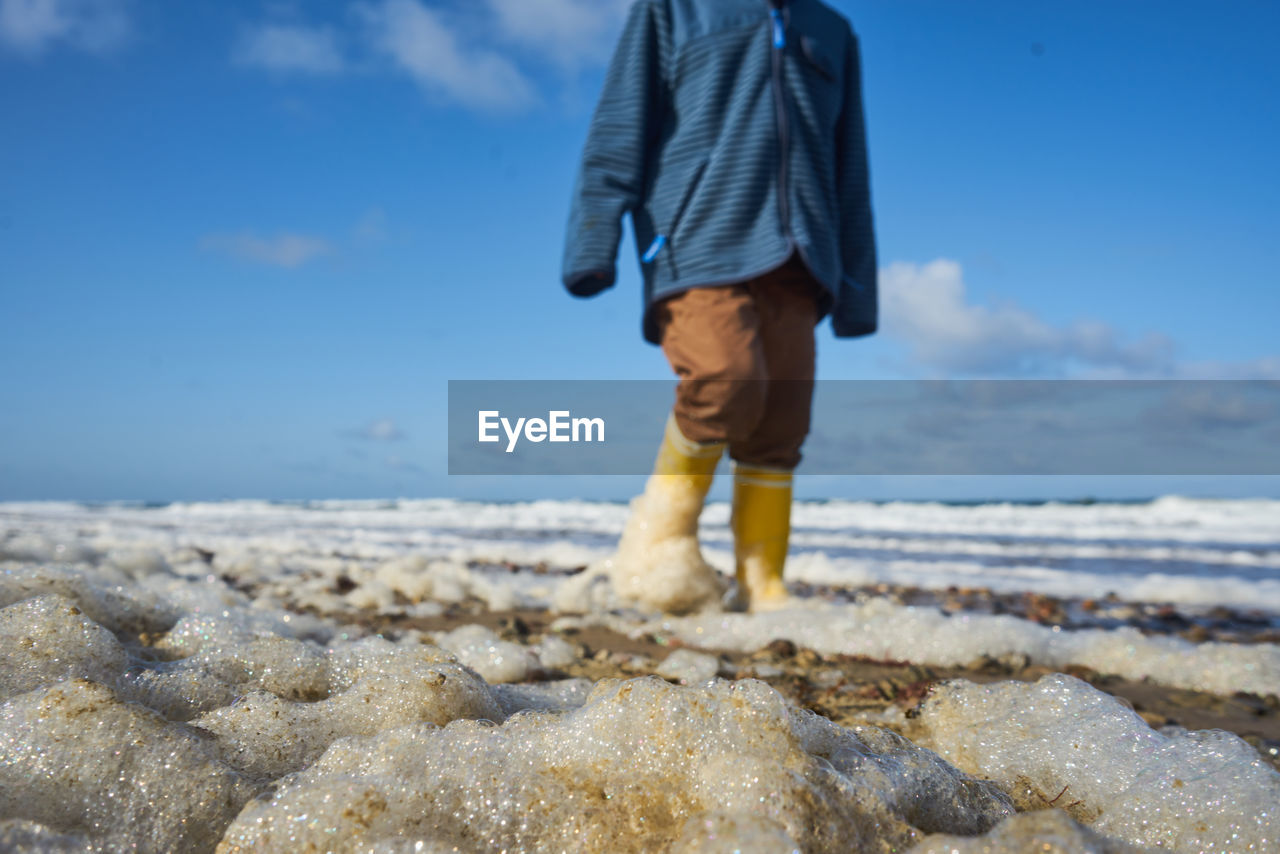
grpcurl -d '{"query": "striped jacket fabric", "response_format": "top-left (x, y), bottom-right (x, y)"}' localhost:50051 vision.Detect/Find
top-left (562, 0), bottom-right (877, 344)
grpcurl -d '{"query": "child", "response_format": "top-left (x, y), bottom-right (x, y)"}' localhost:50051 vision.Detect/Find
top-left (562, 0), bottom-right (876, 612)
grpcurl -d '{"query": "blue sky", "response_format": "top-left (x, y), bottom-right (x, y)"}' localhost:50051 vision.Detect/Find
top-left (3, 0), bottom-right (1278, 502)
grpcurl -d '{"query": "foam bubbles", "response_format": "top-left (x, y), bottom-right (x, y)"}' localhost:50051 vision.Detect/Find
top-left (491, 677), bottom-right (594, 716)
top-left (0, 680), bottom-right (258, 852)
top-left (912, 674), bottom-right (1280, 851)
top-left (673, 812), bottom-right (801, 852)
top-left (908, 809), bottom-right (1143, 853)
top-left (218, 677), bottom-right (1013, 852)
top-left (191, 658), bottom-right (500, 780)
top-left (0, 819), bottom-right (91, 853)
top-left (1, 565), bottom-right (177, 636)
top-left (3, 501), bottom-right (1279, 852)
top-left (656, 649), bottom-right (723, 684)
top-left (432, 623), bottom-right (541, 683)
top-left (534, 633), bottom-right (582, 670)
top-left (0, 595), bottom-right (127, 700)
top-left (590, 479), bottom-right (728, 615)
top-left (652, 600), bottom-right (1280, 696)
top-left (124, 629), bottom-right (328, 720)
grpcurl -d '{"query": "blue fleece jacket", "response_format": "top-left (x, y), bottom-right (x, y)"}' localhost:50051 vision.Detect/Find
top-left (562, 0), bottom-right (876, 344)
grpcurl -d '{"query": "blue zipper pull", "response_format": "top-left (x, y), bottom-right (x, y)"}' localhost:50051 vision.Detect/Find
top-left (770, 8), bottom-right (785, 49)
top-left (642, 234), bottom-right (667, 263)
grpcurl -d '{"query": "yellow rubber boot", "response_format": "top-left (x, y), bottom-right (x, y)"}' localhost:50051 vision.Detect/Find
top-left (604, 415), bottom-right (727, 614)
top-left (653, 413), bottom-right (723, 503)
top-left (730, 464), bottom-right (793, 611)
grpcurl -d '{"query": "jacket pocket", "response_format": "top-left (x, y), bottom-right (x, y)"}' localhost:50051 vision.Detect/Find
top-left (644, 154), bottom-right (710, 270)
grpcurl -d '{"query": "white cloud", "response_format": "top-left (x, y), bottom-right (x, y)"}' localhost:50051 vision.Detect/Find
top-left (234, 23), bottom-right (344, 74)
top-left (880, 259), bottom-right (1177, 376)
top-left (233, 0), bottom-right (628, 110)
top-left (0, 0), bottom-right (129, 55)
top-left (486, 0), bottom-right (630, 69)
top-left (359, 0), bottom-right (535, 111)
top-left (200, 232), bottom-right (332, 269)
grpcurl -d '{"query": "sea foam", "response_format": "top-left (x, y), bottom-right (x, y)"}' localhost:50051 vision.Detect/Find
top-left (217, 677), bottom-right (1014, 852)
top-left (651, 600), bottom-right (1280, 697)
top-left (911, 674), bottom-right (1280, 851)
top-left (3, 500), bottom-right (1280, 852)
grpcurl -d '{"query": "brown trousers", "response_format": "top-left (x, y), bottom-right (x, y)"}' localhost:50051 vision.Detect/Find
top-left (655, 253), bottom-right (820, 469)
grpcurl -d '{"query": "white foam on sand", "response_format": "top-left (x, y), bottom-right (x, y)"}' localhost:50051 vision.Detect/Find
top-left (0, 562), bottom-right (1274, 852)
top-left (911, 674), bottom-right (1280, 852)
top-left (650, 600), bottom-right (1280, 697)
top-left (431, 623), bottom-right (542, 683)
top-left (3, 500), bottom-right (1280, 851)
top-left (655, 649), bottom-right (725, 685)
top-left (190, 642), bottom-right (502, 780)
top-left (5, 500), bottom-right (1280, 699)
top-left (0, 679), bottom-right (258, 852)
top-left (217, 677), bottom-right (1015, 852)
top-left (1, 561), bottom-right (1029, 852)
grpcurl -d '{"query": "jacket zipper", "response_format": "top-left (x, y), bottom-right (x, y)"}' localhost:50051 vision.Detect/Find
top-left (647, 5), bottom-right (792, 267)
top-left (768, 3), bottom-right (792, 243)
top-left (643, 156), bottom-right (710, 265)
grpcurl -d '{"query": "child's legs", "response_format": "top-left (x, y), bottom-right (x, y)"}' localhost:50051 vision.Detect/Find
top-left (656, 285), bottom-right (769, 446)
top-left (729, 258), bottom-right (820, 469)
top-left (655, 256), bottom-right (819, 462)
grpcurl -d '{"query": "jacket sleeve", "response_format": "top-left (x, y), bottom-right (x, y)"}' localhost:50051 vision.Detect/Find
top-left (562, 0), bottom-right (669, 297)
top-left (832, 29), bottom-right (878, 337)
